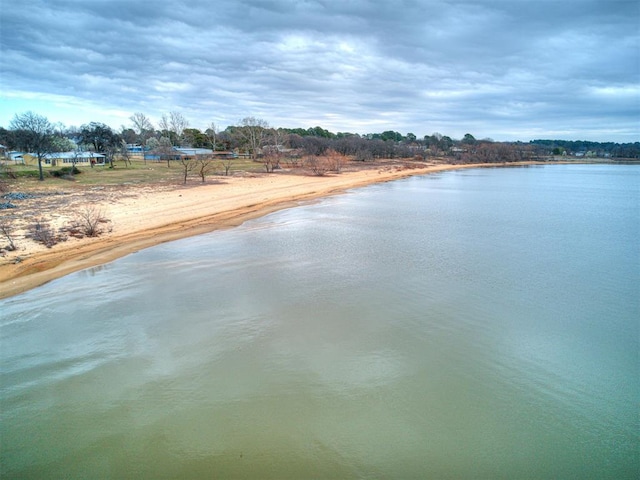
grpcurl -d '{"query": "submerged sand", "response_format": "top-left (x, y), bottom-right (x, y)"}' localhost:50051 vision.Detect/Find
top-left (0, 163), bottom-right (522, 299)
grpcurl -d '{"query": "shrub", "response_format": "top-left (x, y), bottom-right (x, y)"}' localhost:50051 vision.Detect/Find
top-left (0, 164), bottom-right (17, 180)
top-left (305, 156), bottom-right (331, 176)
top-left (69, 205), bottom-right (110, 237)
top-left (28, 218), bottom-right (66, 248)
top-left (14, 170), bottom-right (41, 178)
top-left (49, 166), bottom-right (81, 178)
top-left (0, 218), bottom-right (17, 251)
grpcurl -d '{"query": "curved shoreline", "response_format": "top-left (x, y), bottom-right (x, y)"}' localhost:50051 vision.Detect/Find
top-left (0, 162), bottom-right (544, 299)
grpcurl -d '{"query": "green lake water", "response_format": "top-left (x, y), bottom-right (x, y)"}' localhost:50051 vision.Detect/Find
top-left (1, 164), bottom-right (638, 478)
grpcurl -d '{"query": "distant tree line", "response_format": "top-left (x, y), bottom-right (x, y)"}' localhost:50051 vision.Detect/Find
top-left (2, 111), bottom-right (637, 181)
top-left (530, 139), bottom-right (640, 158)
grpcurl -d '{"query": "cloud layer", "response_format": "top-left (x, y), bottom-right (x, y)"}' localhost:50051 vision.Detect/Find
top-left (1, 0), bottom-right (638, 141)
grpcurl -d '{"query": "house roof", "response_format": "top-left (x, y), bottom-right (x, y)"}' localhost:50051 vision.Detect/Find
top-left (44, 151), bottom-right (105, 159)
top-left (174, 147), bottom-right (214, 156)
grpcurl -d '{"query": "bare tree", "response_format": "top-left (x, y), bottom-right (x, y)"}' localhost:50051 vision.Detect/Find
top-left (152, 136), bottom-right (176, 167)
top-left (160, 112), bottom-right (189, 146)
top-left (158, 114), bottom-right (171, 139)
top-left (198, 157), bottom-right (216, 182)
top-left (119, 139), bottom-right (132, 167)
top-left (0, 217), bottom-right (17, 251)
top-left (68, 149), bottom-right (80, 176)
top-left (239, 117), bottom-right (269, 161)
top-left (10, 112), bottom-right (56, 181)
top-left (179, 157), bottom-right (198, 184)
top-left (219, 155), bottom-right (233, 176)
top-left (326, 149), bottom-right (346, 173)
top-left (129, 112), bottom-right (154, 149)
top-left (72, 205), bottom-right (109, 237)
top-left (170, 112), bottom-right (189, 145)
top-left (261, 146), bottom-right (281, 173)
top-left (130, 112), bottom-right (154, 135)
top-left (28, 217), bottom-right (64, 247)
top-left (272, 128), bottom-right (287, 151)
top-left (205, 122), bottom-right (218, 152)
top-left (305, 156), bottom-right (330, 176)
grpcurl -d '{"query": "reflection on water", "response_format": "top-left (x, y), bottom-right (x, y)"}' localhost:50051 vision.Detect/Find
top-left (1, 165), bottom-right (638, 479)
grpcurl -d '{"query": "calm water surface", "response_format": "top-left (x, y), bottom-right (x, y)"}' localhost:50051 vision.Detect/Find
top-left (1, 165), bottom-right (638, 478)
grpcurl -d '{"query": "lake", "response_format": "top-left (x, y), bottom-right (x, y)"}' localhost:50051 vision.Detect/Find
top-left (1, 164), bottom-right (638, 478)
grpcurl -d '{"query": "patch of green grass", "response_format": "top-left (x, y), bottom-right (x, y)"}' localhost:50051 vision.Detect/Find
top-left (0, 157), bottom-right (269, 189)
top-left (14, 169), bottom-right (41, 178)
top-left (49, 166), bottom-right (81, 177)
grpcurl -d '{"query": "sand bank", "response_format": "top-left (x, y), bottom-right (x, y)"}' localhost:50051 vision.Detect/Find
top-left (0, 163), bottom-right (519, 299)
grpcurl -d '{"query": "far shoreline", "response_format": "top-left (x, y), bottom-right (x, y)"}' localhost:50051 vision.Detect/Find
top-left (0, 161), bottom-right (580, 299)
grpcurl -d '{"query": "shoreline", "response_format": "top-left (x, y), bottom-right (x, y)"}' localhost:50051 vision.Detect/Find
top-left (0, 162), bottom-right (547, 299)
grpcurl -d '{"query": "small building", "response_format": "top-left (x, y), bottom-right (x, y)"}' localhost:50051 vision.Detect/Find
top-left (211, 151), bottom-right (237, 159)
top-left (6, 151), bottom-right (25, 165)
top-left (126, 144), bottom-right (144, 153)
top-left (23, 151), bottom-right (106, 167)
top-left (174, 148), bottom-right (214, 158)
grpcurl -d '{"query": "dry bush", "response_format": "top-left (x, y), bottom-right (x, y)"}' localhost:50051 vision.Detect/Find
top-left (281, 153), bottom-right (302, 168)
top-left (70, 205), bottom-right (110, 237)
top-left (0, 165), bottom-right (16, 193)
top-left (198, 158), bottom-right (216, 181)
top-left (305, 156), bottom-right (331, 176)
top-left (0, 217), bottom-right (17, 251)
top-left (28, 217), bottom-right (66, 248)
top-left (325, 149), bottom-right (346, 173)
top-left (262, 152), bottom-right (281, 173)
top-left (179, 158), bottom-right (198, 184)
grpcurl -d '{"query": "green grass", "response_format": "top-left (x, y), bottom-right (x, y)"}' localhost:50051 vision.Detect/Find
top-left (1, 157), bottom-right (268, 189)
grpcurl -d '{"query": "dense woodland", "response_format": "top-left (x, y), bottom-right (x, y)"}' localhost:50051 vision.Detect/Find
top-left (2, 111), bottom-right (638, 180)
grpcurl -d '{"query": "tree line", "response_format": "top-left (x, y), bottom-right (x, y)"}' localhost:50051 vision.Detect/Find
top-left (530, 139), bottom-right (640, 158)
top-left (2, 111), bottom-right (637, 181)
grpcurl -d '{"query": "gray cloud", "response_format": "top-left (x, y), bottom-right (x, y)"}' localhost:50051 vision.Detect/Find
top-left (1, 0), bottom-right (638, 141)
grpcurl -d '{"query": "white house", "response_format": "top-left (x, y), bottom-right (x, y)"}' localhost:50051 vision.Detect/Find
top-left (23, 151), bottom-right (106, 167)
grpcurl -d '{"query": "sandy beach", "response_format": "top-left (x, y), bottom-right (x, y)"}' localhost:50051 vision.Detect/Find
top-left (0, 163), bottom-right (513, 299)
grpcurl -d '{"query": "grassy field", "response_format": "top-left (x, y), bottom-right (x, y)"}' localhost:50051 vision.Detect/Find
top-left (1, 157), bottom-right (268, 190)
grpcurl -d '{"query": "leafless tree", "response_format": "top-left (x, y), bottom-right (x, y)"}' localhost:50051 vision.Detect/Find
top-left (264, 153), bottom-right (279, 173)
top-left (326, 149), bottom-right (346, 173)
top-left (68, 150), bottom-right (80, 176)
top-left (219, 156), bottom-right (233, 176)
top-left (179, 157), bottom-right (198, 184)
top-left (239, 117), bottom-right (269, 161)
top-left (170, 112), bottom-right (189, 144)
top-left (130, 112), bottom-right (153, 135)
top-left (305, 156), bottom-right (330, 176)
top-left (271, 128), bottom-right (287, 151)
top-left (0, 217), bottom-right (17, 251)
top-left (160, 112), bottom-right (189, 146)
top-left (28, 217), bottom-right (64, 247)
top-left (152, 136), bottom-right (176, 167)
top-left (129, 112), bottom-right (154, 150)
top-left (261, 145), bottom-right (282, 173)
top-left (158, 114), bottom-right (169, 131)
top-left (72, 205), bottom-right (109, 237)
top-left (205, 122), bottom-right (218, 152)
top-left (119, 139), bottom-right (132, 167)
top-left (198, 157), bottom-right (216, 182)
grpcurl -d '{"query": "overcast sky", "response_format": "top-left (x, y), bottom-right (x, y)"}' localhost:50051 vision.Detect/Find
top-left (1, 0), bottom-right (638, 141)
